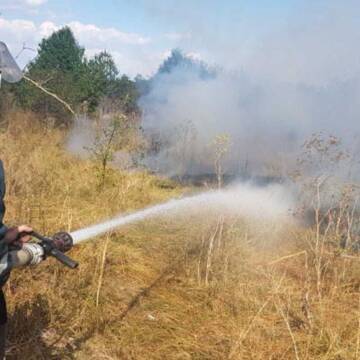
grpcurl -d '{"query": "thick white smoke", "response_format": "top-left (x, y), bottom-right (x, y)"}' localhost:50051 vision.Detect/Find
top-left (139, 0), bottom-right (360, 178)
top-left (67, 115), bottom-right (96, 157)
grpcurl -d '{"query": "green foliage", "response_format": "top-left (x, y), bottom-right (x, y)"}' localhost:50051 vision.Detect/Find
top-left (88, 51), bottom-right (118, 83)
top-left (11, 27), bottom-right (139, 123)
top-left (109, 75), bottom-right (139, 113)
top-left (14, 27), bottom-right (88, 123)
top-left (157, 48), bottom-right (216, 79)
top-left (134, 74), bottom-right (151, 97)
top-left (135, 48), bottom-right (216, 98)
top-left (86, 51), bottom-right (119, 111)
top-left (158, 49), bottom-right (193, 74)
top-left (31, 26), bottom-right (85, 73)
top-left (0, 83), bottom-right (16, 123)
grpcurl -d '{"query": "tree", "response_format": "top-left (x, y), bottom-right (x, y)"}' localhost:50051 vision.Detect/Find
top-left (135, 74), bottom-right (151, 97)
top-left (86, 51), bottom-right (119, 111)
top-left (88, 51), bottom-right (118, 83)
top-left (158, 49), bottom-right (192, 74)
top-left (11, 27), bottom-right (140, 122)
top-left (111, 75), bottom-right (139, 113)
top-left (157, 48), bottom-right (215, 79)
top-left (31, 26), bottom-right (85, 73)
top-left (16, 27), bottom-right (88, 123)
top-left (0, 83), bottom-right (16, 124)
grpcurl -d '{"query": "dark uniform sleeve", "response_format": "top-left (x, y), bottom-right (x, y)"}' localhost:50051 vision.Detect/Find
top-left (0, 161), bottom-right (7, 240)
top-left (0, 161), bottom-right (10, 286)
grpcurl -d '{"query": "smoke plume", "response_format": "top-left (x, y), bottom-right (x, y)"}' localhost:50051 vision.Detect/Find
top-left (139, 1), bottom-right (360, 179)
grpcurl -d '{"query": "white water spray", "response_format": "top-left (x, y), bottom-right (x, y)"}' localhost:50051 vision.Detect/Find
top-left (70, 183), bottom-right (292, 244)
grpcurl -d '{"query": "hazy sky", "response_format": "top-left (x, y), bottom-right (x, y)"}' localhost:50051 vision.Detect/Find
top-left (0, 0), bottom-right (301, 77)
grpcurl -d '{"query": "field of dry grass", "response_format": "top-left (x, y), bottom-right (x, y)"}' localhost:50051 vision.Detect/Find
top-left (1, 113), bottom-right (360, 359)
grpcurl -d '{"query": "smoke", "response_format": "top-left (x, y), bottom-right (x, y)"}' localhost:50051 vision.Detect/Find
top-left (139, 1), bottom-right (360, 178)
top-left (66, 115), bottom-right (96, 157)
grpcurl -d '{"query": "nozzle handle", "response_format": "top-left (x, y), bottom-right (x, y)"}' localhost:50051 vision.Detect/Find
top-left (49, 248), bottom-right (79, 269)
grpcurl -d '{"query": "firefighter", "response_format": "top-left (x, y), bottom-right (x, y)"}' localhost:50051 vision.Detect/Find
top-left (0, 42), bottom-right (76, 358)
top-left (0, 160), bottom-right (47, 358)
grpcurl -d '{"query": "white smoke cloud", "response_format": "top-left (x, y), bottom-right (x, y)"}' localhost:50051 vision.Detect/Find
top-left (139, 0), bottom-right (360, 178)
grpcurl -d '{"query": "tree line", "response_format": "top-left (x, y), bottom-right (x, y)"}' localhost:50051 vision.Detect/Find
top-left (0, 25), bottom-right (213, 134)
top-left (0, 26), bottom-right (143, 124)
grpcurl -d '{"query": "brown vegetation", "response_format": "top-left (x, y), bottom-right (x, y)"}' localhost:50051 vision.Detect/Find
top-left (1, 113), bottom-right (360, 359)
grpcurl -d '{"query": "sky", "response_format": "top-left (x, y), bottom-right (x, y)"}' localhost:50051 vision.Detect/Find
top-left (0, 0), bottom-right (299, 77)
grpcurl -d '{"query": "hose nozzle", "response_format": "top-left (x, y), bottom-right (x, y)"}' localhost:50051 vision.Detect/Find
top-left (52, 232), bottom-right (73, 253)
top-left (31, 231), bottom-right (78, 269)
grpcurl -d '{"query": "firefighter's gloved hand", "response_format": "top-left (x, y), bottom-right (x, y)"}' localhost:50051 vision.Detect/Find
top-left (4, 225), bottom-right (33, 245)
top-left (22, 243), bottom-right (44, 265)
top-left (52, 232), bottom-right (73, 253)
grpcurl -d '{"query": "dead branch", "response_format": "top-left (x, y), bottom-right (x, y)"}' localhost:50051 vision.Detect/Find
top-left (23, 75), bottom-right (75, 115)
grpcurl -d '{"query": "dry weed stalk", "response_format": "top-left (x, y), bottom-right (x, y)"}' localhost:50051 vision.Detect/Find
top-left (268, 250), bottom-right (307, 266)
top-left (275, 296), bottom-right (301, 360)
top-left (197, 234), bottom-right (206, 285)
top-left (96, 234), bottom-right (111, 307)
top-left (302, 250), bottom-right (313, 330)
top-left (205, 220), bottom-right (220, 286)
top-left (346, 195), bottom-right (358, 246)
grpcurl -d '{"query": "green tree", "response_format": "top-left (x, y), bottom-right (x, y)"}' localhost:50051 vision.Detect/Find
top-left (157, 48), bottom-right (215, 79)
top-left (86, 51), bottom-right (119, 111)
top-left (13, 27), bottom-right (140, 122)
top-left (110, 75), bottom-right (139, 113)
top-left (16, 27), bottom-right (89, 123)
top-left (31, 26), bottom-right (85, 73)
top-left (88, 51), bottom-right (118, 83)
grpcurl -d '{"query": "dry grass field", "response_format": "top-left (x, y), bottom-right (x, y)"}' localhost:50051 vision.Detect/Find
top-left (1, 113), bottom-right (360, 359)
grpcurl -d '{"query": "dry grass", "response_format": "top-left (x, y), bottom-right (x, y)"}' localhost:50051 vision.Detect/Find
top-left (1, 113), bottom-right (360, 359)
